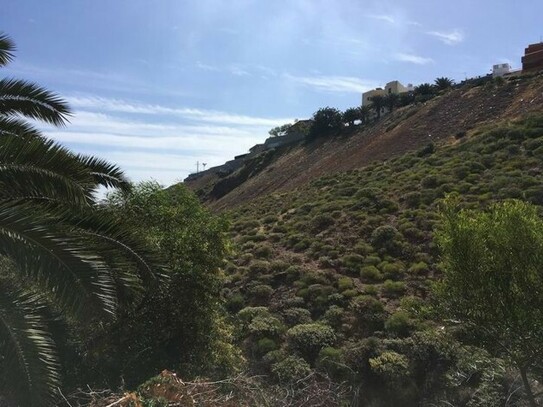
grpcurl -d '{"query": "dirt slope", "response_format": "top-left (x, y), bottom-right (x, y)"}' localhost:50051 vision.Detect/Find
top-left (184, 75), bottom-right (543, 211)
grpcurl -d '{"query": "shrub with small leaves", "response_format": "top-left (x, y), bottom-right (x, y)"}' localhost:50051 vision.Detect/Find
top-left (360, 265), bottom-right (383, 282)
top-left (369, 351), bottom-right (410, 381)
top-left (271, 355), bottom-right (312, 383)
top-left (286, 323), bottom-right (337, 363)
top-left (282, 307), bottom-right (312, 326)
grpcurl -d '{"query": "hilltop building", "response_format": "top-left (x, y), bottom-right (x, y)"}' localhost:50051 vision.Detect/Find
top-left (362, 80), bottom-right (413, 106)
top-left (492, 63), bottom-right (512, 77)
top-left (522, 42), bottom-right (543, 72)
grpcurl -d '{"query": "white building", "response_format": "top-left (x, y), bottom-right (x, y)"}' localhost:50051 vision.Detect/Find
top-left (492, 63), bottom-right (511, 77)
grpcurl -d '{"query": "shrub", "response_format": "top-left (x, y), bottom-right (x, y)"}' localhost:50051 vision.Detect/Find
top-left (341, 254), bottom-right (365, 273)
top-left (271, 356), bottom-right (312, 383)
top-left (237, 306), bottom-right (271, 323)
top-left (254, 244), bottom-right (273, 259)
top-left (364, 255), bottom-right (381, 265)
top-left (381, 262), bottom-right (404, 277)
top-left (310, 213), bottom-right (335, 232)
top-left (249, 260), bottom-right (270, 275)
top-left (282, 307), bottom-right (312, 326)
top-left (350, 295), bottom-right (386, 332)
top-left (408, 261), bottom-right (429, 275)
top-left (381, 280), bottom-right (406, 298)
top-left (360, 265), bottom-right (383, 281)
top-left (225, 293), bottom-right (245, 313)
top-left (256, 337), bottom-right (278, 355)
top-left (317, 347), bottom-right (350, 382)
top-left (337, 277), bottom-right (354, 291)
top-left (322, 305), bottom-right (345, 328)
top-left (385, 310), bottom-right (413, 337)
top-left (369, 351), bottom-right (410, 381)
top-left (248, 315), bottom-right (285, 338)
top-left (286, 323), bottom-right (337, 363)
top-left (371, 225), bottom-right (400, 247)
top-left (248, 284), bottom-right (274, 304)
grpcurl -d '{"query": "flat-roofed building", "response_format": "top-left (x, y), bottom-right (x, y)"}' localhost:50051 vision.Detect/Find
top-left (522, 42), bottom-right (543, 72)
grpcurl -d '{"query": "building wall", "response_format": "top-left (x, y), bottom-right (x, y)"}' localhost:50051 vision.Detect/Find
top-left (362, 88), bottom-right (385, 106)
top-left (493, 63), bottom-right (511, 77)
top-left (362, 81), bottom-right (410, 106)
top-left (522, 43), bottom-right (543, 71)
top-left (384, 80), bottom-right (408, 95)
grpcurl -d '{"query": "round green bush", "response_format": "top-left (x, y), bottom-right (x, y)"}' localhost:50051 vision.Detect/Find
top-left (248, 284), bottom-right (274, 304)
top-left (248, 315), bottom-right (285, 338)
top-left (282, 307), bottom-right (312, 326)
top-left (360, 265), bottom-right (383, 282)
top-left (271, 355), bottom-right (312, 383)
top-left (385, 310), bottom-right (413, 337)
top-left (369, 351), bottom-right (410, 381)
top-left (381, 280), bottom-right (406, 298)
top-left (256, 337), bottom-right (278, 355)
top-left (286, 323), bottom-right (337, 362)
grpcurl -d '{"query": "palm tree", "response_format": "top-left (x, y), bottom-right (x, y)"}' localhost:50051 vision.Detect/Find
top-left (359, 105), bottom-right (372, 125)
top-left (384, 93), bottom-right (400, 113)
top-left (414, 83), bottom-right (435, 96)
top-left (342, 107), bottom-right (361, 126)
top-left (0, 33), bottom-right (160, 406)
top-left (434, 76), bottom-right (455, 91)
top-left (369, 94), bottom-right (385, 120)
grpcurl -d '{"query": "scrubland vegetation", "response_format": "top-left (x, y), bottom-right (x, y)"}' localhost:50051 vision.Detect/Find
top-left (2, 29), bottom-right (543, 406)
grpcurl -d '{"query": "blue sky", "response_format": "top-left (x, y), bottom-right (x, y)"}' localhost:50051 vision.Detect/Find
top-left (2, 0), bottom-right (541, 186)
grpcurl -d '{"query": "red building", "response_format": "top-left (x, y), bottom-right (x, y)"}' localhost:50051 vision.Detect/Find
top-left (522, 42), bottom-right (543, 71)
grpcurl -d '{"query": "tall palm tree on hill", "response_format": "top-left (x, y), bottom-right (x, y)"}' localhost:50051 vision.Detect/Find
top-left (369, 94), bottom-right (385, 120)
top-left (0, 33), bottom-right (160, 406)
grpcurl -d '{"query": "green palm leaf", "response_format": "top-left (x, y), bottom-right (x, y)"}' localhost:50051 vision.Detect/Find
top-left (0, 273), bottom-right (60, 407)
top-left (77, 154), bottom-right (132, 192)
top-left (0, 33), bottom-right (15, 67)
top-left (0, 33), bottom-right (162, 405)
top-left (0, 116), bottom-right (43, 139)
top-left (0, 78), bottom-right (71, 126)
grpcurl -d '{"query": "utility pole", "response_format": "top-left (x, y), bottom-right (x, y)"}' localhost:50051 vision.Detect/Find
top-left (196, 161), bottom-right (199, 173)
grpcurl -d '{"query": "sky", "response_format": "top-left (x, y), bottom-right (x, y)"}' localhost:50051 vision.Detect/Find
top-left (2, 0), bottom-right (542, 186)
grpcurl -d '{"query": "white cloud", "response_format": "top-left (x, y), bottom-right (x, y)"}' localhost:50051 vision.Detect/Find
top-left (285, 74), bottom-right (378, 93)
top-left (366, 14), bottom-right (395, 24)
top-left (426, 29), bottom-right (465, 45)
top-left (65, 96), bottom-right (292, 127)
top-left (394, 53), bottom-right (434, 65)
top-left (41, 94), bottom-right (298, 185)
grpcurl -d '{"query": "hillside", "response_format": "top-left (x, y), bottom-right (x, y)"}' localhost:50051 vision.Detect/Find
top-left (185, 73), bottom-right (543, 211)
top-left (217, 112), bottom-right (543, 406)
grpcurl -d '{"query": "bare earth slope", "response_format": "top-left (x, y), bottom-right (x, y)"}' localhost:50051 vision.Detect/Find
top-left (185, 75), bottom-right (543, 211)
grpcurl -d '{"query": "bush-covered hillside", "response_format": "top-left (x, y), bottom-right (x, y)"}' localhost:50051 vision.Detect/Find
top-left (220, 114), bottom-right (543, 406)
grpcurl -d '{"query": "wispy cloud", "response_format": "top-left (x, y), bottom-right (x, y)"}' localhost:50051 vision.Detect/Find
top-left (285, 74), bottom-right (378, 93)
top-left (394, 53), bottom-right (434, 65)
top-left (366, 14), bottom-right (395, 24)
top-left (196, 61), bottom-right (252, 77)
top-left (41, 94), bottom-right (298, 185)
top-left (426, 29), bottom-right (464, 45)
top-left (65, 96), bottom-right (292, 127)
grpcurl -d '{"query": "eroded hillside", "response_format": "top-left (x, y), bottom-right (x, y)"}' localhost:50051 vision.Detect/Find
top-left (185, 74), bottom-right (543, 211)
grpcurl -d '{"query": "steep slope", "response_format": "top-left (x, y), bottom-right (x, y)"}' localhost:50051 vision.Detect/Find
top-left (185, 74), bottom-right (543, 211)
top-left (221, 113), bottom-right (543, 406)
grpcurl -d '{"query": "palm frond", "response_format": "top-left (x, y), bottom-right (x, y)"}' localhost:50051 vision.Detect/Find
top-left (0, 78), bottom-right (71, 126)
top-left (0, 273), bottom-right (60, 406)
top-left (0, 115), bottom-right (43, 139)
top-left (0, 164), bottom-right (91, 206)
top-left (77, 154), bottom-right (132, 192)
top-left (0, 201), bottom-right (119, 316)
top-left (0, 33), bottom-right (15, 67)
top-left (0, 134), bottom-right (98, 195)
